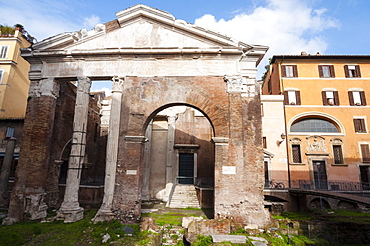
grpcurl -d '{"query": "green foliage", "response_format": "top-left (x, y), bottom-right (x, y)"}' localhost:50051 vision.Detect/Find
top-left (0, 25), bottom-right (15, 35)
top-left (192, 235), bottom-right (213, 246)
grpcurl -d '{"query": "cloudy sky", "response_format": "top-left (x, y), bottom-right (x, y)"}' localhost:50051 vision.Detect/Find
top-left (1, 0), bottom-right (369, 93)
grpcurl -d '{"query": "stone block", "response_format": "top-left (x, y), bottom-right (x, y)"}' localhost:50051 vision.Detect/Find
top-left (212, 235), bottom-right (247, 243)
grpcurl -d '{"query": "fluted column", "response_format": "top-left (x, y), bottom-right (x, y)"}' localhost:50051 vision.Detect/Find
top-left (93, 76), bottom-right (124, 222)
top-left (57, 77), bottom-right (91, 223)
top-left (164, 114), bottom-right (177, 202)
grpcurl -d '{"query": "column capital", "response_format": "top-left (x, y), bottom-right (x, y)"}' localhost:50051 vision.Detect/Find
top-left (224, 75), bottom-right (257, 97)
top-left (112, 76), bottom-right (125, 92)
top-left (29, 77), bottom-right (60, 99)
top-left (77, 77), bottom-right (92, 93)
top-left (166, 115), bottom-right (178, 126)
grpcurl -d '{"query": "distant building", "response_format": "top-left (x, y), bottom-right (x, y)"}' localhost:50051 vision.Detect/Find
top-left (263, 54), bottom-right (370, 193)
top-left (0, 27), bottom-right (32, 118)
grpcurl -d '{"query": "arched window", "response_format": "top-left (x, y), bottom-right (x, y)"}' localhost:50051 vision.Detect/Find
top-left (291, 118), bottom-right (339, 133)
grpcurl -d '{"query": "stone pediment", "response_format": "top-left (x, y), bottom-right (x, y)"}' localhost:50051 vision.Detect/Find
top-left (32, 4), bottom-right (265, 53)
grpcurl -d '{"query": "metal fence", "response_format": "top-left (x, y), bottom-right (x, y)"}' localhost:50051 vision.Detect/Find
top-left (264, 179), bottom-right (370, 191)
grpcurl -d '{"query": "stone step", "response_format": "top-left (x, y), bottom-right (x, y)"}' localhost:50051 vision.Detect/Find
top-left (168, 184), bottom-right (200, 208)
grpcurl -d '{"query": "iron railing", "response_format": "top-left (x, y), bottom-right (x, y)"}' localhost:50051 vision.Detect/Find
top-left (264, 179), bottom-right (370, 191)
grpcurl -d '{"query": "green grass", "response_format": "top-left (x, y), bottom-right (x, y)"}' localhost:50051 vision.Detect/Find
top-left (0, 209), bottom-right (157, 246)
top-left (141, 211), bottom-right (201, 226)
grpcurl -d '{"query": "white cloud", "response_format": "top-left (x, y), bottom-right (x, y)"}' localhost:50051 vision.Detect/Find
top-left (194, 0), bottom-right (340, 79)
top-left (91, 87), bottom-right (112, 97)
top-left (0, 0), bottom-right (100, 42)
top-left (83, 15), bottom-right (101, 29)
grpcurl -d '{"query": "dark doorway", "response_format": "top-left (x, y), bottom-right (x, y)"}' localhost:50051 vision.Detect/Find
top-left (264, 161), bottom-right (269, 187)
top-left (178, 153), bottom-right (194, 184)
top-left (360, 166), bottom-right (370, 190)
top-left (313, 161), bottom-right (328, 190)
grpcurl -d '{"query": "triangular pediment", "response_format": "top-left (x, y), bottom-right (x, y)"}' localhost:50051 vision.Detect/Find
top-left (33, 4), bottom-right (264, 52)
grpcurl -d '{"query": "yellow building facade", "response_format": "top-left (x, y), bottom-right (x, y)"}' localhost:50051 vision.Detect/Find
top-left (0, 28), bottom-right (31, 118)
top-left (263, 54), bottom-right (370, 190)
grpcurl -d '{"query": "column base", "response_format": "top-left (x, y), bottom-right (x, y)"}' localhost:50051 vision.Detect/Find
top-left (56, 206), bottom-right (84, 223)
top-left (92, 208), bottom-right (116, 222)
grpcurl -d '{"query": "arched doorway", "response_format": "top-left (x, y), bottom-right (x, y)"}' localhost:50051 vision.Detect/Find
top-left (142, 105), bottom-right (215, 210)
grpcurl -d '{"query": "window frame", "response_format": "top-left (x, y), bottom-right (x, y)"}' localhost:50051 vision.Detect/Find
top-left (281, 65), bottom-right (298, 78)
top-left (284, 90), bottom-right (301, 105)
top-left (354, 118), bottom-right (367, 133)
top-left (360, 144), bottom-right (370, 163)
top-left (322, 90), bottom-right (339, 106)
top-left (344, 65), bottom-right (361, 78)
top-left (318, 65), bottom-right (335, 78)
top-left (349, 90), bottom-right (367, 106)
top-left (0, 45), bottom-right (9, 59)
top-left (6, 127), bottom-right (15, 138)
top-left (291, 118), bottom-right (339, 133)
top-left (0, 69), bottom-right (3, 83)
top-left (292, 144), bottom-right (302, 163)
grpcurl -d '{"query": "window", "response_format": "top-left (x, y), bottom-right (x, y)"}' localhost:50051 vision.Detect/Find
top-left (281, 65), bottom-right (298, 78)
top-left (354, 118), bottom-right (367, 133)
top-left (291, 118), bottom-right (339, 133)
top-left (322, 91), bottom-right (339, 106)
top-left (292, 145), bottom-right (302, 163)
top-left (6, 127), bottom-right (14, 138)
top-left (360, 144), bottom-right (370, 163)
top-left (318, 65), bottom-right (335, 78)
top-left (0, 69), bottom-right (3, 82)
top-left (344, 65), bottom-right (361, 78)
top-left (0, 46), bottom-right (9, 59)
top-left (349, 91), bottom-right (366, 106)
top-left (333, 145), bottom-right (343, 164)
top-left (263, 137), bottom-right (267, 148)
top-left (284, 90), bottom-right (301, 105)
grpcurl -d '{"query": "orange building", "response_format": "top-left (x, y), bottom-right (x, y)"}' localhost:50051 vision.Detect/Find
top-left (263, 53), bottom-right (370, 190)
top-left (0, 27), bottom-right (32, 118)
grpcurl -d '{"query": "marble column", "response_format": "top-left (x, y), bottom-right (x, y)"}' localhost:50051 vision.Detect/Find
top-left (0, 137), bottom-right (16, 207)
top-left (141, 121), bottom-right (152, 201)
top-left (93, 76), bottom-right (124, 222)
top-left (164, 114), bottom-right (177, 202)
top-left (57, 77), bottom-right (91, 223)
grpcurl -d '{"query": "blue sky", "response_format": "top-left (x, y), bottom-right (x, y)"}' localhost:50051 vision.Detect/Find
top-left (1, 0), bottom-right (369, 93)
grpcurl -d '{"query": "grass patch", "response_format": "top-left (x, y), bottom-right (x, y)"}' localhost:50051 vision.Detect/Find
top-left (141, 211), bottom-right (200, 226)
top-left (0, 209), bottom-right (157, 246)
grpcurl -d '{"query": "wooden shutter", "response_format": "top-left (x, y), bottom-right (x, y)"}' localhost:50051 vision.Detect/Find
top-left (334, 91), bottom-right (340, 105)
top-left (361, 144), bottom-right (370, 163)
top-left (355, 65), bottom-right (361, 77)
top-left (292, 65), bottom-right (298, 77)
top-left (354, 119), bottom-right (360, 132)
top-left (329, 65), bottom-right (335, 77)
top-left (295, 91), bottom-right (301, 105)
top-left (348, 91), bottom-right (354, 106)
top-left (283, 91), bottom-right (289, 105)
top-left (318, 65), bottom-right (323, 77)
top-left (281, 65), bottom-right (286, 77)
top-left (322, 91), bottom-right (328, 105)
top-left (360, 91), bottom-right (367, 106)
top-left (344, 65), bottom-right (350, 78)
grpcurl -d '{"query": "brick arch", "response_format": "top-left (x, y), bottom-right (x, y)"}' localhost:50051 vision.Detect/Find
top-left (141, 93), bottom-right (228, 137)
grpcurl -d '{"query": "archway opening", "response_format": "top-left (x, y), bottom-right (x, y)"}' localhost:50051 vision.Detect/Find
top-left (141, 104), bottom-right (215, 214)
